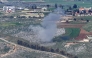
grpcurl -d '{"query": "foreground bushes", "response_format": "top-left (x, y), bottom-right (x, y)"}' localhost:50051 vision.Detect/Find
top-left (17, 40), bottom-right (78, 58)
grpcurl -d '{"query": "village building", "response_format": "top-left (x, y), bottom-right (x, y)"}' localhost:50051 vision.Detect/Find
top-left (76, 7), bottom-right (92, 16)
top-left (3, 6), bottom-right (15, 13)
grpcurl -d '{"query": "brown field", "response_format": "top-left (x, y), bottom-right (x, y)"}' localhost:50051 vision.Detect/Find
top-left (75, 28), bottom-right (92, 40)
top-left (57, 22), bottom-right (92, 40)
top-left (57, 23), bottom-right (85, 28)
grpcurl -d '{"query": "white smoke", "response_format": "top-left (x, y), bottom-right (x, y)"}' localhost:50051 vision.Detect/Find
top-left (29, 7), bottom-right (65, 43)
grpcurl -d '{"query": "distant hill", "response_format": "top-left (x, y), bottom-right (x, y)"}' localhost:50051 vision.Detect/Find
top-left (7, 0), bottom-right (41, 1)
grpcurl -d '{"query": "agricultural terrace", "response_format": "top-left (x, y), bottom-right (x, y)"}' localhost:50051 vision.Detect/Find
top-left (64, 28), bottom-right (80, 38)
top-left (53, 28), bottom-right (80, 42)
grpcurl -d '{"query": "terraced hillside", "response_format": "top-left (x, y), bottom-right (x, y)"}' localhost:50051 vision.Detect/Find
top-left (0, 38), bottom-right (67, 58)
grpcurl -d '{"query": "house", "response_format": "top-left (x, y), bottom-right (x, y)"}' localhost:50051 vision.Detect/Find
top-left (79, 7), bottom-right (85, 11)
top-left (79, 7), bottom-right (92, 13)
top-left (3, 6), bottom-right (15, 13)
top-left (75, 7), bottom-right (92, 16)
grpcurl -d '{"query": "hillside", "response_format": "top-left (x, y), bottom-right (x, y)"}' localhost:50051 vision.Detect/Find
top-left (83, 22), bottom-right (92, 32)
top-left (6, 0), bottom-right (92, 7)
top-left (7, 0), bottom-right (40, 1)
top-left (0, 38), bottom-right (66, 58)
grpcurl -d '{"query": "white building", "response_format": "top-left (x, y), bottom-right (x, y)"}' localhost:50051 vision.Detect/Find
top-left (3, 6), bottom-right (15, 13)
top-left (42, 7), bottom-right (47, 11)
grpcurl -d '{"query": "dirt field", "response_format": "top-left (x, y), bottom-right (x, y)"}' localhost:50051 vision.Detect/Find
top-left (57, 22), bottom-right (92, 40)
top-left (57, 23), bottom-right (85, 28)
top-left (75, 28), bottom-right (92, 40)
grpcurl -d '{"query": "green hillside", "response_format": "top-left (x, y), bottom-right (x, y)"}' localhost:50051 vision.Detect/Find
top-left (7, 0), bottom-right (92, 7)
top-left (45, 0), bottom-right (92, 7)
top-left (7, 0), bottom-right (37, 1)
top-left (83, 22), bottom-right (92, 32)
top-left (64, 28), bottom-right (80, 38)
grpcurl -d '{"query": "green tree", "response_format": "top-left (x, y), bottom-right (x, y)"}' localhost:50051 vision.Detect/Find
top-left (73, 4), bottom-right (77, 9)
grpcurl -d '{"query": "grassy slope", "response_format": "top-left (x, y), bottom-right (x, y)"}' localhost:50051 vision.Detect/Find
top-left (64, 28), bottom-right (80, 38)
top-left (8, 0), bottom-right (37, 1)
top-left (7, 0), bottom-right (92, 7)
top-left (53, 28), bottom-right (80, 42)
top-left (83, 22), bottom-right (92, 32)
top-left (3, 45), bottom-right (65, 58)
top-left (48, 41), bottom-right (92, 58)
top-left (0, 22), bottom-right (22, 27)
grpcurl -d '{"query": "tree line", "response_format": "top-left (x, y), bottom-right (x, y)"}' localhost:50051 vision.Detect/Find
top-left (17, 40), bottom-right (78, 58)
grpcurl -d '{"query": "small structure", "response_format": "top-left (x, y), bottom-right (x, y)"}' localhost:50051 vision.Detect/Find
top-left (16, 7), bottom-right (24, 10)
top-left (79, 7), bottom-right (85, 11)
top-left (3, 6), bottom-right (15, 13)
top-left (79, 7), bottom-right (92, 11)
top-left (31, 7), bottom-right (48, 12)
top-left (42, 7), bottom-right (47, 11)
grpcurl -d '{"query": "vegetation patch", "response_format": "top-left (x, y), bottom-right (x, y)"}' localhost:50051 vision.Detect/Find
top-left (64, 28), bottom-right (80, 38)
top-left (83, 22), bottom-right (92, 32)
top-left (53, 36), bottom-right (69, 42)
top-left (7, 0), bottom-right (92, 7)
top-left (0, 22), bottom-right (22, 27)
top-left (0, 43), bottom-right (11, 54)
top-left (52, 28), bottom-right (80, 42)
top-left (0, 39), bottom-right (5, 42)
top-left (45, 0), bottom-right (92, 7)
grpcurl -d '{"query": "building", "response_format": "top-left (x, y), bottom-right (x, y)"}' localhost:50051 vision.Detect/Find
top-left (79, 7), bottom-right (91, 13)
top-left (41, 7), bottom-right (47, 11)
top-left (75, 7), bottom-right (92, 16)
top-left (3, 6), bottom-right (15, 13)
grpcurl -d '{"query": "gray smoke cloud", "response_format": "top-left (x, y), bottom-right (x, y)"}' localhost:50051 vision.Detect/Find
top-left (29, 7), bottom-right (65, 43)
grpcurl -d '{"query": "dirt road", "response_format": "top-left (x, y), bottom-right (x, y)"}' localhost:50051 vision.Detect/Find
top-left (0, 38), bottom-right (68, 58)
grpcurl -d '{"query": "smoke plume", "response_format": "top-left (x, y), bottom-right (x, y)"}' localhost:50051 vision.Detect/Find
top-left (29, 7), bottom-right (65, 43)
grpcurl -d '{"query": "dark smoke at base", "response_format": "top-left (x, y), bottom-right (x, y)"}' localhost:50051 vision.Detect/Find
top-left (29, 7), bottom-right (65, 43)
